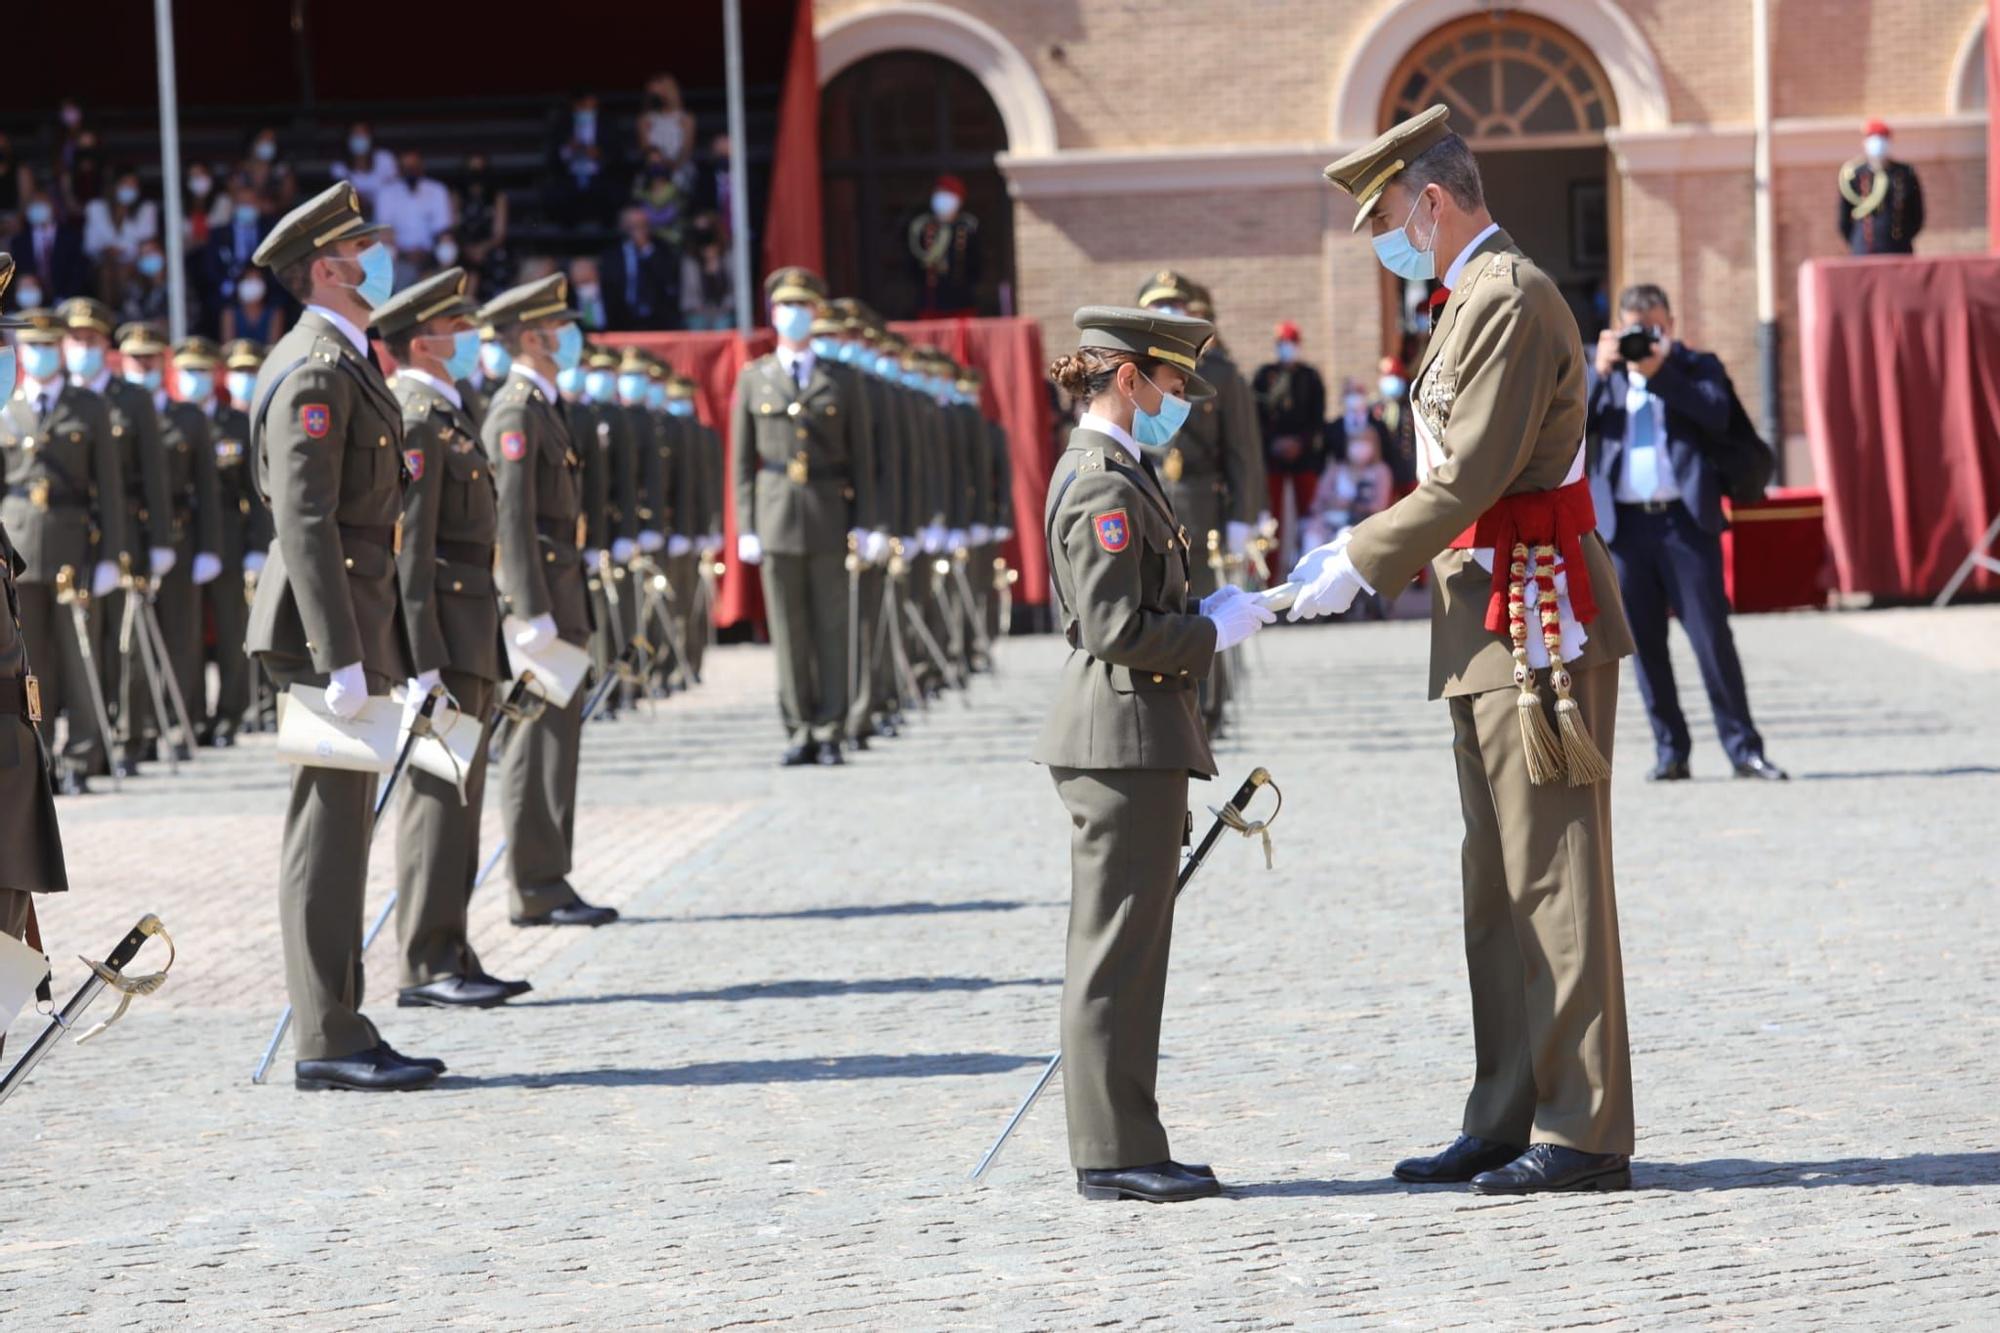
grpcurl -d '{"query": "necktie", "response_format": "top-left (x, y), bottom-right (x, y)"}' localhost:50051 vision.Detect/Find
top-left (625, 243), bottom-right (639, 309)
top-left (795, 359), bottom-right (808, 390)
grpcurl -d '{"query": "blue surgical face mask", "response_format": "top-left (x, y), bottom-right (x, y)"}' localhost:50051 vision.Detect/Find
top-left (25, 201), bottom-right (52, 227)
top-left (479, 341), bottom-right (511, 378)
top-left (125, 366), bottom-right (163, 392)
top-left (1131, 371), bottom-right (1191, 449)
top-left (667, 399), bottom-right (695, 418)
top-left (22, 344), bottom-right (61, 381)
top-left (617, 372), bottom-right (648, 405)
top-left (556, 365), bottom-right (584, 396)
top-left (443, 328), bottom-right (479, 381)
top-left (351, 242), bottom-right (394, 307)
top-left (1372, 190), bottom-right (1439, 282)
top-left (1378, 374), bottom-right (1406, 400)
top-left (810, 335), bottom-right (839, 361)
top-left (646, 383), bottom-right (667, 411)
top-left (1275, 340), bottom-right (1297, 365)
top-left (138, 252), bottom-right (165, 279)
top-left (227, 370), bottom-right (257, 403)
top-left (585, 369), bottom-right (615, 403)
top-left (1864, 134), bottom-right (1889, 161)
top-left (553, 322), bottom-right (585, 372)
top-left (0, 347), bottom-right (14, 392)
top-left (64, 344), bottom-right (104, 378)
top-left (771, 302), bottom-right (814, 342)
top-left (235, 202), bottom-right (260, 226)
top-left (178, 369), bottom-right (213, 402)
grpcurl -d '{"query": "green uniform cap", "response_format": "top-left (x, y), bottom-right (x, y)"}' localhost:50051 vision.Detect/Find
top-left (173, 336), bottom-right (223, 369)
top-left (808, 302), bottom-right (847, 337)
top-left (370, 266), bottom-right (476, 338)
top-left (764, 265), bottom-right (827, 306)
top-left (664, 375), bottom-right (697, 400)
top-left (222, 338), bottom-right (267, 370)
top-left (252, 180), bottom-right (390, 270)
top-left (477, 273), bottom-right (577, 330)
top-left (56, 297), bottom-right (116, 337)
top-left (115, 321), bottom-right (171, 356)
top-left (585, 345), bottom-right (620, 371)
top-left (1072, 305), bottom-right (1216, 401)
top-left (1135, 269), bottom-right (1198, 310)
top-left (12, 309), bottom-right (63, 344)
top-left (1324, 104), bottom-right (1454, 232)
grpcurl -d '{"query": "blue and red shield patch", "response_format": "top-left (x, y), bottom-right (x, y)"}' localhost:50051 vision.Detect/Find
top-left (299, 403), bottom-right (330, 438)
top-left (403, 448), bottom-right (426, 482)
top-left (500, 430), bottom-right (527, 461)
top-left (1093, 510), bottom-right (1130, 553)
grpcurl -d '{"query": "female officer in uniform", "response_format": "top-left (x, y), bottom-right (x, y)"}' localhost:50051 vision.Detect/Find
top-left (1032, 307), bottom-right (1273, 1202)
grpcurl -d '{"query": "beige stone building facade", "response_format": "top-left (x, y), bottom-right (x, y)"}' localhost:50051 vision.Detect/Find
top-left (813, 0), bottom-right (1991, 479)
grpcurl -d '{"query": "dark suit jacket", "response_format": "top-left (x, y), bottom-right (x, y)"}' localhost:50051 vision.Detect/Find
top-left (1585, 344), bottom-right (1733, 540)
top-left (12, 220), bottom-right (89, 302)
top-left (598, 237), bottom-right (677, 331)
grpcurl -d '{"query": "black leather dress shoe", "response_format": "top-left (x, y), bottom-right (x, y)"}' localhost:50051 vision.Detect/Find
top-left (398, 975), bottom-right (514, 1009)
top-left (376, 1042), bottom-right (447, 1074)
top-left (1647, 758), bottom-right (1692, 782)
top-left (114, 756), bottom-right (142, 779)
top-left (1076, 1162), bottom-right (1222, 1203)
top-left (511, 899), bottom-right (619, 927)
top-left (209, 729), bottom-right (237, 749)
top-left (471, 968), bottom-right (533, 999)
top-left (54, 769), bottom-right (91, 796)
top-left (780, 741), bottom-right (818, 767)
top-left (1170, 1159), bottom-right (1217, 1181)
top-left (815, 744), bottom-right (845, 766)
top-left (847, 734), bottom-right (870, 753)
top-left (1471, 1143), bottom-right (1631, 1194)
top-left (295, 1043), bottom-right (439, 1091)
top-left (1733, 755), bottom-right (1789, 781)
top-left (876, 717), bottom-right (899, 739)
top-left (1392, 1134), bottom-right (1526, 1184)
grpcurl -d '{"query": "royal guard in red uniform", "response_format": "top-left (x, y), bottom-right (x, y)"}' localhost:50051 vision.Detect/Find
top-left (907, 175), bottom-right (982, 318)
top-left (1837, 119), bottom-right (1924, 256)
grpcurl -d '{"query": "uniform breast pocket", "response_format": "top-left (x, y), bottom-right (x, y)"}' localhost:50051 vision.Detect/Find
top-left (442, 450), bottom-right (489, 526)
top-left (339, 437), bottom-right (389, 504)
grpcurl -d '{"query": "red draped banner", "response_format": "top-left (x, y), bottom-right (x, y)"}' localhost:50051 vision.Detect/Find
top-left (761, 0), bottom-right (824, 279)
top-left (1988, 0), bottom-right (1999, 251)
top-left (1798, 254), bottom-right (2000, 600)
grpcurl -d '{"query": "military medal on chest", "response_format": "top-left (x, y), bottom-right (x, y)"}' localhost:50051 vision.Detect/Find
top-left (786, 451), bottom-right (810, 484)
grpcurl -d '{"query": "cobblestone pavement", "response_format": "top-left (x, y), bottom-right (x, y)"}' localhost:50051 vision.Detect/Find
top-left (3, 607), bottom-right (1997, 1330)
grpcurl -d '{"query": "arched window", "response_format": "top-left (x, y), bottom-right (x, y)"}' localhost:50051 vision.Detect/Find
top-left (821, 51), bottom-right (1014, 319)
top-left (1385, 13), bottom-right (1616, 143)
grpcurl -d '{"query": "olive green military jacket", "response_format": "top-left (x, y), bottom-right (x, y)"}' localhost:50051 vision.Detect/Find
top-left (0, 383), bottom-right (126, 585)
top-left (100, 376), bottom-right (174, 559)
top-left (1210, 344), bottom-right (1266, 523)
top-left (0, 525), bottom-right (66, 894)
top-left (948, 401), bottom-right (990, 529)
top-left (456, 375), bottom-right (493, 431)
top-left (208, 402), bottom-right (269, 571)
top-left (489, 370), bottom-right (590, 646)
top-left (890, 386), bottom-right (928, 535)
top-left (632, 407), bottom-right (666, 538)
top-left (700, 419), bottom-right (724, 540)
top-left (657, 413), bottom-right (696, 538)
top-left (245, 310), bottom-right (413, 680)
top-left (159, 399), bottom-right (224, 561)
top-left (566, 400), bottom-right (612, 555)
top-left (1344, 229), bottom-right (1634, 700)
top-left (986, 419), bottom-right (1013, 532)
top-left (858, 375), bottom-right (904, 536)
top-left (395, 374), bottom-right (505, 682)
top-left (1031, 425), bottom-right (1217, 776)
top-left (732, 353), bottom-right (876, 554)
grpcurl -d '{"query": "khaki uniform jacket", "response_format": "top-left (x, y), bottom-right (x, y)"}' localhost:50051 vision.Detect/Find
top-left (1344, 230), bottom-right (1634, 699)
top-left (208, 402), bottom-right (269, 570)
top-left (101, 377), bottom-right (174, 560)
top-left (633, 407), bottom-right (666, 537)
top-left (0, 525), bottom-right (66, 894)
top-left (395, 375), bottom-right (505, 682)
top-left (859, 375), bottom-right (904, 535)
top-left (1211, 344), bottom-right (1267, 524)
top-left (948, 401), bottom-right (991, 528)
top-left (456, 375), bottom-right (493, 431)
top-left (245, 310), bottom-right (413, 680)
top-left (0, 383), bottom-right (126, 584)
top-left (488, 372), bottom-right (590, 645)
top-left (732, 354), bottom-right (875, 554)
top-left (987, 419), bottom-right (1013, 531)
top-left (1031, 427), bottom-right (1217, 775)
top-left (159, 400), bottom-right (224, 562)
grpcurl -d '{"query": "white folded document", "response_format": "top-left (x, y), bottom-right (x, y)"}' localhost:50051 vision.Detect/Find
top-left (275, 685), bottom-right (401, 773)
top-left (0, 928), bottom-right (49, 1035)
top-left (400, 696), bottom-right (481, 799)
top-left (503, 616), bottom-right (590, 708)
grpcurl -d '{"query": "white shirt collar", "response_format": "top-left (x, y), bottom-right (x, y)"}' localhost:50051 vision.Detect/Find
top-left (83, 370), bottom-right (111, 394)
top-left (154, 388), bottom-right (170, 413)
top-left (776, 344), bottom-right (815, 378)
top-left (1442, 221), bottom-right (1502, 290)
top-left (22, 375), bottom-right (60, 404)
top-left (510, 364), bottom-right (557, 402)
top-left (1078, 412), bottom-right (1141, 459)
top-left (399, 367), bottom-right (463, 409)
top-left (307, 304), bottom-right (370, 357)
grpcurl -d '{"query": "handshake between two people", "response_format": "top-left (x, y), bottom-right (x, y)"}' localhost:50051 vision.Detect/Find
top-left (1197, 525), bottom-right (1376, 651)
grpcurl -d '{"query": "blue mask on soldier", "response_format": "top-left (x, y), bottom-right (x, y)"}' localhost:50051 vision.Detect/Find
top-left (1372, 189), bottom-right (1439, 283)
top-left (0, 348), bottom-right (14, 394)
top-left (64, 344), bottom-right (104, 378)
top-left (479, 341), bottom-right (511, 378)
top-left (556, 365), bottom-right (584, 397)
top-left (351, 242), bottom-right (395, 307)
top-left (646, 382), bottom-right (667, 411)
top-left (227, 370), bottom-right (256, 404)
top-left (553, 323), bottom-right (585, 372)
top-left (810, 336), bottom-right (839, 362)
top-left (771, 302), bottom-right (814, 342)
top-left (667, 399), bottom-right (695, 418)
top-left (585, 369), bottom-right (614, 403)
top-left (125, 366), bottom-right (163, 392)
top-left (443, 329), bottom-right (479, 382)
top-left (177, 369), bottom-right (213, 403)
top-left (617, 372), bottom-right (648, 405)
top-left (1130, 371), bottom-right (1191, 449)
top-left (21, 344), bottom-right (60, 381)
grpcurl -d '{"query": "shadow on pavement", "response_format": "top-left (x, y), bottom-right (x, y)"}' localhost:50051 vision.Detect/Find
top-left (653, 899), bottom-right (1063, 925)
top-left (1228, 1177), bottom-right (1417, 1198)
top-left (434, 1051), bottom-right (1047, 1089)
top-left (1641, 1152), bottom-right (2000, 1190)
top-left (513, 976), bottom-right (1059, 1007)
top-left (1796, 765), bottom-right (2000, 782)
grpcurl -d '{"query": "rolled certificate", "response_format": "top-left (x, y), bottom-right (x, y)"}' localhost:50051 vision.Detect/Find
top-left (1253, 582), bottom-right (1300, 613)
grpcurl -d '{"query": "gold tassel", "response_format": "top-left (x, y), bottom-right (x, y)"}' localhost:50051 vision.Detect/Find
top-left (1509, 543), bottom-right (1564, 785)
top-left (1553, 667), bottom-right (1612, 785)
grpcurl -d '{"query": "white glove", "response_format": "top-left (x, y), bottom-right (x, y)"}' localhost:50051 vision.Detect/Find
top-left (410, 668), bottom-right (441, 697)
top-left (922, 526), bottom-right (946, 554)
top-left (704, 531), bottom-right (722, 553)
top-left (737, 533), bottom-right (763, 566)
top-left (91, 561), bottom-right (120, 598)
top-left (947, 528), bottom-right (968, 551)
top-left (847, 528), bottom-right (871, 556)
top-left (666, 533), bottom-right (693, 558)
top-left (970, 523), bottom-right (992, 546)
top-left (583, 547), bottom-right (603, 567)
top-left (512, 614), bottom-right (557, 652)
top-left (1286, 545), bottom-right (1373, 623)
top-left (192, 551), bottom-right (222, 585)
top-left (1289, 528), bottom-right (1353, 586)
top-left (149, 546), bottom-right (177, 577)
top-left (1225, 521), bottom-right (1251, 556)
top-left (1199, 584), bottom-right (1250, 617)
top-left (638, 529), bottom-right (665, 553)
top-left (611, 537), bottom-right (636, 563)
top-left (1257, 510), bottom-right (1278, 538)
top-left (995, 525), bottom-right (1013, 543)
top-left (1205, 590), bottom-right (1276, 651)
top-left (862, 530), bottom-right (892, 565)
top-left (243, 550), bottom-right (267, 576)
top-left (323, 661), bottom-right (369, 719)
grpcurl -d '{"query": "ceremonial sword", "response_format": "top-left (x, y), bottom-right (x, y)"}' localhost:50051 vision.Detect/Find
top-left (54, 567), bottom-right (121, 791)
top-left (968, 766), bottom-right (1284, 1183)
top-left (1, 915), bottom-right (175, 1108)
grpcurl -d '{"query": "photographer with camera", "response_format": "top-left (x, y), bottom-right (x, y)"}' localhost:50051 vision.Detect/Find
top-left (1585, 284), bottom-right (1786, 783)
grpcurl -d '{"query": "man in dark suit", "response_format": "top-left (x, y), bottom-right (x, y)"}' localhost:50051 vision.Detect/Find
top-left (10, 191), bottom-right (89, 302)
top-left (598, 206), bottom-right (676, 331)
top-left (1586, 284), bottom-right (1786, 782)
top-left (194, 182), bottom-right (275, 337)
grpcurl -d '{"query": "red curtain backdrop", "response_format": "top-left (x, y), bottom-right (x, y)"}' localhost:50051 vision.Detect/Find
top-left (1988, 0), bottom-right (1999, 251)
top-left (761, 0), bottom-right (824, 280)
top-left (602, 316), bottom-right (1053, 629)
top-left (1798, 255), bottom-right (2000, 599)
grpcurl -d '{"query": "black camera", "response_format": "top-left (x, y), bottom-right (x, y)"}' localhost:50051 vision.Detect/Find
top-left (1618, 325), bottom-right (1660, 362)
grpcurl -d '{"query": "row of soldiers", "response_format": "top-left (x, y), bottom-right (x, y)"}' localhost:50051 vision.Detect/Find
top-left (2, 281), bottom-right (281, 794)
top-left (731, 266), bottom-right (1015, 766)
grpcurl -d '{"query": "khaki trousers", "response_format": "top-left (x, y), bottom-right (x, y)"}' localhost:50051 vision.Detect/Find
top-left (847, 565), bottom-right (884, 738)
top-left (394, 671), bottom-right (494, 987)
top-left (205, 571), bottom-right (252, 734)
top-left (263, 656), bottom-right (387, 1062)
top-left (502, 683), bottom-right (583, 917)
top-left (759, 553), bottom-right (848, 746)
top-left (1450, 661), bottom-right (1634, 1155)
top-left (1051, 764), bottom-right (1188, 1170)
top-left (665, 552), bottom-right (706, 681)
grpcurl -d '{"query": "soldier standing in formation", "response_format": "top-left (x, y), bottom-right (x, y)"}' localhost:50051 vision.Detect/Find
top-left (201, 339), bottom-right (271, 747)
top-left (480, 273), bottom-right (620, 929)
top-left (663, 371), bottom-right (720, 684)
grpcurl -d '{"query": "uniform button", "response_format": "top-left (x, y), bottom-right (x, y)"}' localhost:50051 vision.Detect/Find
top-left (470, 469), bottom-right (480, 479)
top-left (343, 557), bottom-right (354, 569)
top-left (1152, 674), bottom-right (1164, 684)
top-left (451, 580), bottom-right (463, 592)
top-left (379, 435), bottom-right (388, 447)
top-left (545, 551), bottom-right (555, 562)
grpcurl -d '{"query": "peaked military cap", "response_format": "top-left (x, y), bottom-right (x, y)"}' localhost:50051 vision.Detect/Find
top-left (252, 180), bottom-right (390, 270)
top-left (809, 302), bottom-right (846, 337)
top-left (13, 309), bottom-right (63, 343)
top-left (370, 265), bottom-right (475, 338)
top-left (116, 321), bottom-right (170, 356)
top-left (617, 345), bottom-right (654, 374)
top-left (173, 336), bottom-right (223, 368)
top-left (477, 273), bottom-right (577, 330)
top-left (1184, 282), bottom-right (1216, 320)
top-left (223, 338), bottom-right (267, 369)
top-left (664, 374), bottom-right (697, 400)
top-left (764, 265), bottom-right (826, 305)
top-left (585, 344), bottom-right (620, 371)
top-left (1324, 104), bottom-right (1454, 232)
top-left (0, 253), bottom-right (26, 330)
top-left (1135, 269), bottom-right (1198, 310)
top-left (57, 297), bottom-right (116, 336)
top-left (1072, 305), bottom-right (1216, 400)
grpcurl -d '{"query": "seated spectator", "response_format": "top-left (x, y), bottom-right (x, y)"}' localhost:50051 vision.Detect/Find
top-left (239, 126), bottom-right (298, 212)
top-left (1300, 428), bottom-right (1396, 619)
top-left (568, 256), bottom-right (608, 331)
top-left (83, 168), bottom-right (159, 301)
top-left (429, 229), bottom-right (462, 284)
top-left (10, 187), bottom-right (90, 302)
top-left (182, 160), bottom-right (225, 248)
top-left (329, 121), bottom-right (397, 205)
top-left (1324, 376), bottom-right (1388, 465)
top-left (546, 93), bottom-right (623, 228)
top-left (600, 205), bottom-right (676, 330)
top-left (679, 213), bottom-right (734, 330)
top-left (639, 74), bottom-right (698, 183)
top-left (194, 180), bottom-right (274, 338)
top-left (455, 153), bottom-right (511, 292)
top-left (119, 237), bottom-right (173, 326)
top-left (376, 149), bottom-right (454, 287)
top-left (632, 148), bottom-right (690, 250)
top-left (220, 267), bottom-right (286, 346)
top-left (696, 131), bottom-right (734, 235)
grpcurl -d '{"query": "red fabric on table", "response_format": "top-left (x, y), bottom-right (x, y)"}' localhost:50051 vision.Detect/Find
top-left (760, 0), bottom-right (824, 278)
top-left (1721, 487), bottom-right (1828, 613)
top-left (1798, 254), bottom-right (2000, 600)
